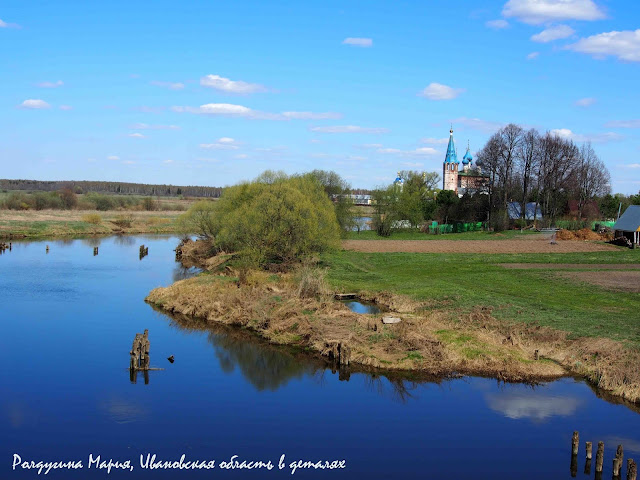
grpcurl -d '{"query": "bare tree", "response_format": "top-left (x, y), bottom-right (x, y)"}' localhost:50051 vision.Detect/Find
top-left (516, 128), bottom-right (541, 223)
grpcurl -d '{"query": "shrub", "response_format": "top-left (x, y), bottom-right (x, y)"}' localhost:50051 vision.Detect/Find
top-left (82, 213), bottom-right (102, 225)
top-left (179, 173), bottom-right (341, 267)
top-left (295, 262), bottom-right (329, 299)
top-left (86, 193), bottom-right (115, 211)
top-left (142, 196), bottom-right (158, 211)
top-left (112, 214), bottom-right (133, 228)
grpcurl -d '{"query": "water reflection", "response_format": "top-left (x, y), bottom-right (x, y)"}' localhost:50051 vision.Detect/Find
top-left (485, 392), bottom-right (581, 421)
top-left (172, 265), bottom-right (202, 282)
top-left (99, 396), bottom-right (148, 424)
top-left (158, 307), bottom-right (447, 401)
top-left (341, 300), bottom-right (382, 314)
top-left (113, 235), bottom-right (136, 246)
top-left (80, 237), bottom-right (102, 248)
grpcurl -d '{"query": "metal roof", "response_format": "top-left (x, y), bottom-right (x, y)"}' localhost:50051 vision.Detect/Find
top-left (444, 129), bottom-right (459, 164)
top-left (613, 205), bottom-right (640, 232)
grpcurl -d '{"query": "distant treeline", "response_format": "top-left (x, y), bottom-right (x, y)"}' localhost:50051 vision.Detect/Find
top-left (0, 179), bottom-right (222, 198)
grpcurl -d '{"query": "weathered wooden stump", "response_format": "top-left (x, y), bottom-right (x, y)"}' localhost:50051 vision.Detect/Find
top-left (534, 349), bottom-right (539, 360)
top-left (325, 341), bottom-right (351, 367)
top-left (46, 245), bottom-right (50, 253)
top-left (93, 246), bottom-right (99, 256)
top-left (613, 457), bottom-right (621, 477)
top-left (570, 453), bottom-right (578, 477)
top-left (572, 431), bottom-right (579, 455)
top-left (596, 441), bottom-right (604, 473)
top-left (629, 460), bottom-right (637, 480)
top-left (129, 329), bottom-right (150, 371)
top-left (586, 441), bottom-right (593, 459)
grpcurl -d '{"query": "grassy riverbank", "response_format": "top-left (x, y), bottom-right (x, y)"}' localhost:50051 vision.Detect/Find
top-left (0, 209), bottom-right (184, 238)
top-left (147, 238), bottom-right (640, 403)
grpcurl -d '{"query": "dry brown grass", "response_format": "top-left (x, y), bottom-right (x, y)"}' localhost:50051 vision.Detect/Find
top-left (146, 270), bottom-right (640, 403)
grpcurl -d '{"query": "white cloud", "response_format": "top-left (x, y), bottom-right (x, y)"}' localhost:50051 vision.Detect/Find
top-left (281, 111), bottom-right (342, 120)
top-left (36, 80), bottom-right (63, 88)
top-left (527, 51), bottom-right (540, 59)
top-left (604, 119), bottom-right (640, 128)
top-left (173, 103), bottom-right (254, 116)
top-left (621, 163), bottom-right (640, 169)
top-left (502, 0), bottom-right (605, 25)
top-left (486, 392), bottom-right (580, 420)
top-left (130, 123), bottom-right (180, 130)
top-left (550, 128), bottom-right (623, 142)
top-left (128, 133), bottom-right (146, 138)
top-left (575, 97), bottom-right (596, 107)
top-left (173, 103), bottom-right (339, 121)
top-left (0, 18), bottom-right (20, 28)
top-left (163, 159), bottom-right (174, 164)
top-left (361, 143), bottom-right (383, 148)
top-left (452, 117), bottom-right (504, 133)
top-left (486, 19), bottom-right (509, 29)
top-left (19, 99), bottom-right (51, 109)
top-left (200, 74), bottom-right (267, 94)
top-left (235, 154), bottom-right (248, 159)
top-left (59, 105), bottom-right (73, 110)
top-left (200, 137), bottom-right (240, 150)
top-left (107, 155), bottom-right (120, 161)
top-left (566, 30), bottom-right (640, 62)
top-left (309, 125), bottom-right (389, 134)
top-left (531, 24), bottom-right (575, 42)
top-left (419, 82), bottom-right (464, 100)
top-left (150, 81), bottom-right (185, 90)
top-left (377, 146), bottom-right (439, 157)
top-left (122, 160), bottom-right (135, 165)
top-left (342, 37), bottom-right (373, 47)
top-left (422, 137), bottom-right (449, 145)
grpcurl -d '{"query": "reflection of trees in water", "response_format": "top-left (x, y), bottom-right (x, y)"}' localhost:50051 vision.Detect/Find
top-left (114, 235), bottom-right (136, 246)
top-left (152, 306), bottom-right (448, 399)
top-left (81, 237), bottom-right (102, 248)
top-left (206, 332), bottom-right (319, 391)
top-left (54, 238), bottom-right (75, 247)
top-left (172, 265), bottom-right (201, 282)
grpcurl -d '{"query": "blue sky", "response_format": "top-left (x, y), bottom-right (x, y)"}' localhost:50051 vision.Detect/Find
top-left (1, 0), bottom-right (639, 193)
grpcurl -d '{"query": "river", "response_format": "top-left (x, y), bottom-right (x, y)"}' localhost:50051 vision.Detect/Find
top-left (1, 235), bottom-right (639, 479)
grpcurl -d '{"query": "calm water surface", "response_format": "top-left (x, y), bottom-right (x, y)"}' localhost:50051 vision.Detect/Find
top-left (1, 235), bottom-right (639, 479)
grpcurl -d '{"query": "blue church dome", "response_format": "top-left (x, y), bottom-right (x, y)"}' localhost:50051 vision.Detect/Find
top-left (462, 146), bottom-right (473, 165)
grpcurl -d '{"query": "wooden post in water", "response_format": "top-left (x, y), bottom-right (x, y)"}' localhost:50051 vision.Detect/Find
top-left (584, 458), bottom-right (592, 475)
top-left (596, 441), bottom-right (604, 473)
top-left (613, 444), bottom-right (624, 477)
top-left (586, 442), bottom-right (593, 459)
top-left (572, 431), bottom-right (580, 455)
top-left (629, 460), bottom-right (637, 480)
top-left (46, 245), bottom-right (49, 253)
top-left (613, 457), bottom-right (621, 477)
top-left (627, 459), bottom-right (634, 479)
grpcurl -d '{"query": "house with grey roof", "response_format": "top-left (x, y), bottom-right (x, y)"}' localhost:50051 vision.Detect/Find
top-left (613, 205), bottom-right (640, 246)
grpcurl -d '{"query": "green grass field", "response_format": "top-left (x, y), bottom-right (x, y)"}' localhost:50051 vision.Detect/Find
top-left (322, 249), bottom-right (640, 346)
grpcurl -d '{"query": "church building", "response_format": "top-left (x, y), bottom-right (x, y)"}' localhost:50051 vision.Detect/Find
top-left (442, 128), bottom-right (489, 196)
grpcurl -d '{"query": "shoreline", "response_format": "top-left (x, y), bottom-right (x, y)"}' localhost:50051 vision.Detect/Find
top-left (145, 239), bottom-right (640, 405)
top-left (145, 271), bottom-right (640, 403)
top-left (0, 209), bottom-right (184, 239)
